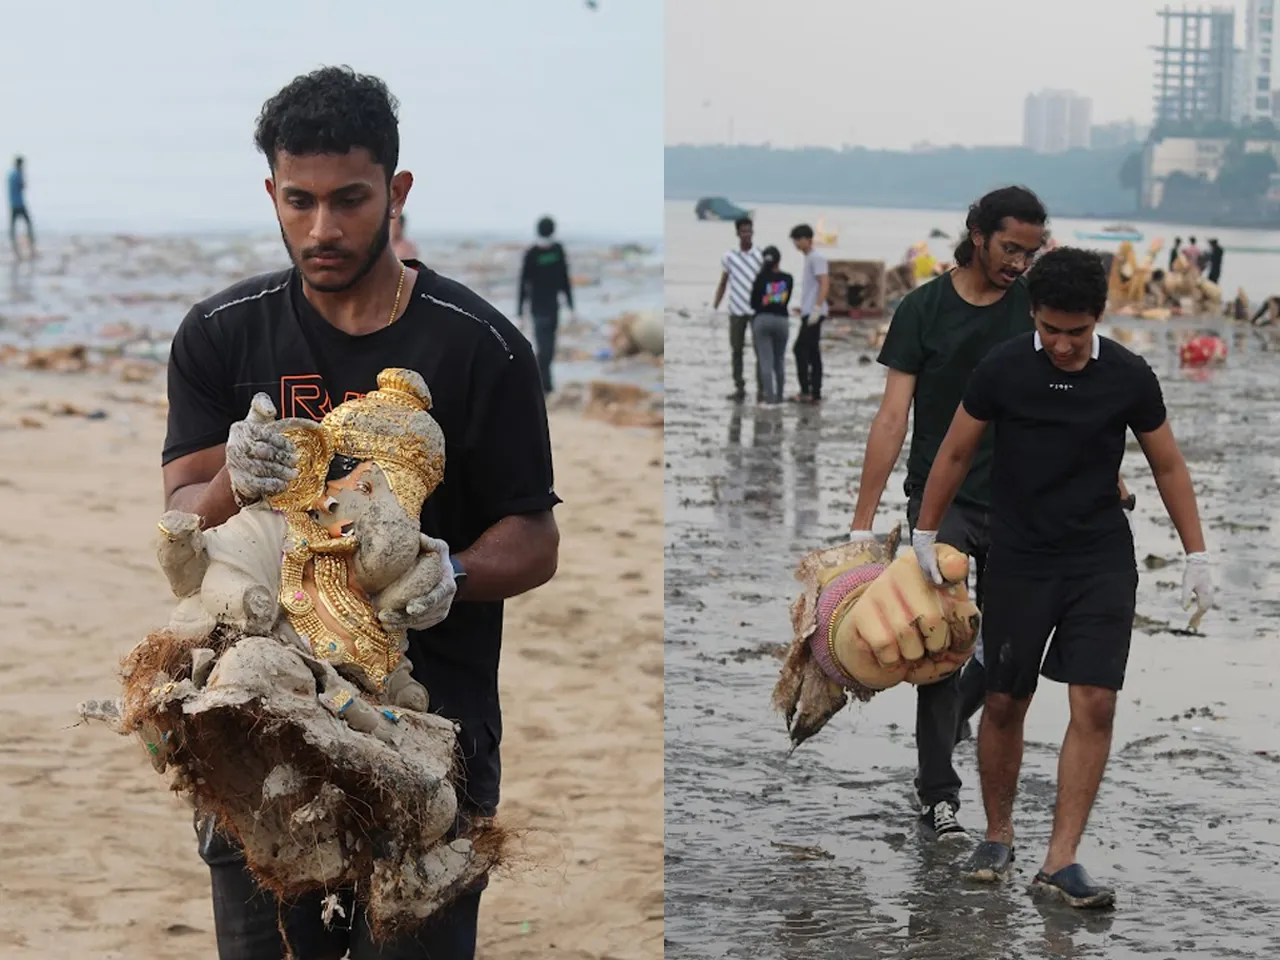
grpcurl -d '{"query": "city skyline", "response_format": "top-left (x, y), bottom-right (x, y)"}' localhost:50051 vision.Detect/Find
top-left (666, 0), bottom-right (1273, 150)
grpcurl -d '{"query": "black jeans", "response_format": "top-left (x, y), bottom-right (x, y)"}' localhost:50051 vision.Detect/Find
top-left (9, 205), bottom-right (33, 252)
top-left (531, 310), bottom-right (558, 393)
top-left (198, 815), bottom-right (482, 959)
top-left (906, 494), bottom-right (989, 809)
top-left (792, 316), bottom-right (823, 398)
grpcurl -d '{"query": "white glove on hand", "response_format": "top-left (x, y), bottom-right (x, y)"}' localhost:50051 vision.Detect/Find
top-left (381, 535), bottom-right (458, 632)
top-left (225, 394), bottom-right (299, 507)
top-left (1181, 552), bottom-right (1214, 614)
top-left (848, 528), bottom-right (876, 544)
top-left (912, 529), bottom-right (944, 585)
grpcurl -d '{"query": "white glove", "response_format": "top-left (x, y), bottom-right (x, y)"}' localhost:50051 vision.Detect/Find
top-left (848, 528), bottom-right (876, 544)
top-left (382, 535), bottom-right (458, 632)
top-left (1181, 552), bottom-right (1214, 614)
top-left (225, 394), bottom-right (299, 506)
top-left (912, 529), bottom-right (944, 585)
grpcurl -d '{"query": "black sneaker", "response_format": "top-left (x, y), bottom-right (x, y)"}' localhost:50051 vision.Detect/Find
top-left (1030, 864), bottom-right (1116, 909)
top-left (920, 801), bottom-right (968, 841)
top-left (961, 840), bottom-right (1016, 882)
top-left (727, 390), bottom-right (746, 402)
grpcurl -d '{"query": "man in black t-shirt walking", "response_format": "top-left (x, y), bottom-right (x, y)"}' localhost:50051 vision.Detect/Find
top-left (914, 247), bottom-right (1213, 908)
top-left (161, 67), bottom-right (561, 960)
top-left (517, 215), bottom-right (574, 393)
top-left (848, 186), bottom-right (1048, 842)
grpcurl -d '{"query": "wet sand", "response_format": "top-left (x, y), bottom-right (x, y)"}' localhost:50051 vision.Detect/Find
top-left (663, 278), bottom-right (1280, 955)
top-left (0, 367), bottom-right (662, 959)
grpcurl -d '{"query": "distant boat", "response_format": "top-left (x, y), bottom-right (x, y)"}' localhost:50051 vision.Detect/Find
top-left (695, 196), bottom-right (752, 221)
top-left (1075, 226), bottom-right (1144, 243)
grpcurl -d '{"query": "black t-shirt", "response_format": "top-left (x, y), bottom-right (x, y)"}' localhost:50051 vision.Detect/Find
top-left (162, 263), bottom-right (561, 815)
top-left (517, 241), bottom-right (573, 316)
top-left (750, 269), bottom-right (793, 317)
top-left (962, 332), bottom-right (1167, 577)
top-left (877, 273), bottom-right (1033, 510)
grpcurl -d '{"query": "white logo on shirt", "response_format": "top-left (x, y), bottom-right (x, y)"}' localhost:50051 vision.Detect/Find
top-left (1049, 383), bottom-right (1073, 391)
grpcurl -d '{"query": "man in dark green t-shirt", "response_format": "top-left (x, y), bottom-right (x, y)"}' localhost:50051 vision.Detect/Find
top-left (848, 185), bottom-right (1048, 841)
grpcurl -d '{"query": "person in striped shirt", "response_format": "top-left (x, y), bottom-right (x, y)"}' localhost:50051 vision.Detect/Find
top-left (712, 217), bottom-right (766, 402)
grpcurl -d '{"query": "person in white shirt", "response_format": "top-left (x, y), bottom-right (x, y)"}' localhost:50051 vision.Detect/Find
top-left (789, 224), bottom-right (829, 403)
top-left (712, 217), bottom-right (765, 403)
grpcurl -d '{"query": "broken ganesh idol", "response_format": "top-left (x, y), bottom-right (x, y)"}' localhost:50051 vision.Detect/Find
top-left (78, 368), bottom-right (502, 941)
top-left (773, 527), bottom-right (982, 750)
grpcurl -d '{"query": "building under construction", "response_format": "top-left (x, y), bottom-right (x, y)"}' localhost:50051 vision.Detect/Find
top-left (1151, 6), bottom-right (1238, 125)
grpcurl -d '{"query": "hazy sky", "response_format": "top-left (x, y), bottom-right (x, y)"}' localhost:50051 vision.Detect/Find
top-left (667, 0), bottom-right (1252, 149)
top-left (0, 1), bottom-right (660, 238)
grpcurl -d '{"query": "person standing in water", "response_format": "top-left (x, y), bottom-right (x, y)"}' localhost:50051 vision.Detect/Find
top-left (913, 246), bottom-right (1212, 907)
top-left (847, 185), bottom-right (1048, 841)
top-left (748, 245), bottom-right (793, 406)
top-left (391, 210), bottom-right (419, 260)
top-left (789, 224), bottom-right (829, 403)
top-left (1206, 238), bottom-right (1224, 284)
top-left (517, 215), bottom-right (574, 394)
top-left (712, 217), bottom-right (765, 403)
top-left (8, 156), bottom-right (35, 259)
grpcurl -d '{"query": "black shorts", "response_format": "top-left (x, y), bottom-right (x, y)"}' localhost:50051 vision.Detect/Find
top-left (982, 568), bottom-right (1137, 699)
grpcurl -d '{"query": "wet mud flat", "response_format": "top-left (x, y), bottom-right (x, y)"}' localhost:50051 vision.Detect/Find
top-left (664, 310), bottom-right (1280, 959)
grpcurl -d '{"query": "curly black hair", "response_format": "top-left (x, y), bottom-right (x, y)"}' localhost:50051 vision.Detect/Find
top-left (954, 185), bottom-right (1047, 266)
top-left (254, 66), bottom-right (400, 178)
top-left (1026, 246), bottom-right (1109, 319)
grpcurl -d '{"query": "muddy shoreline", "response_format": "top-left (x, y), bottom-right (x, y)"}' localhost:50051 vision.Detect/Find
top-left (663, 306), bottom-right (1280, 959)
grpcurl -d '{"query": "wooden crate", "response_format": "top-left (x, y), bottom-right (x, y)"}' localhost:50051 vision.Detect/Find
top-left (826, 259), bottom-right (888, 318)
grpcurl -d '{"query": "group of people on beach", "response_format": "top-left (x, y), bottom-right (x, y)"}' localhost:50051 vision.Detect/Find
top-left (712, 217), bottom-right (829, 405)
top-left (749, 186), bottom-right (1216, 908)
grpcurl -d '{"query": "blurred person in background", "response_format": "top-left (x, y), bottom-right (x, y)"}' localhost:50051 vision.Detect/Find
top-left (392, 210), bottom-right (419, 260)
top-left (8, 155), bottom-right (35, 260)
top-left (788, 223), bottom-right (828, 403)
top-left (711, 216), bottom-right (765, 403)
top-left (518, 215), bottom-right (575, 393)
top-left (748, 244), bottom-right (793, 406)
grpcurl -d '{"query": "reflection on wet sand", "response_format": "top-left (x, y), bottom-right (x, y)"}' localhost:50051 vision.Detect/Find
top-left (665, 290), bottom-right (1280, 958)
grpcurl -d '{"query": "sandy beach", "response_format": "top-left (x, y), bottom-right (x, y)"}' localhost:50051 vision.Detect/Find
top-left (0, 366), bottom-right (663, 959)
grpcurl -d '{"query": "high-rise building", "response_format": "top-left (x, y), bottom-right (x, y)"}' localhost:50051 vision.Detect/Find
top-left (1243, 0), bottom-right (1276, 121)
top-left (1152, 6), bottom-right (1237, 125)
top-left (1023, 90), bottom-right (1093, 153)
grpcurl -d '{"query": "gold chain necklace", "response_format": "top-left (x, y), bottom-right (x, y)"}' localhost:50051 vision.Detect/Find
top-left (385, 262), bottom-right (407, 328)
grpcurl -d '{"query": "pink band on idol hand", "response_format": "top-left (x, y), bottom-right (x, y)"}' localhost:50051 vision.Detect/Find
top-left (809, 563), bottom-right (886, 688)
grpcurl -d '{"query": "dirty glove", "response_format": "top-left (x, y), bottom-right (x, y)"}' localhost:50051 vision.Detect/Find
top-left (1181, 552), bottom-right (1214, 617)
top-left (225, 394), bottom-right (301, 507)
top-left (380, 535), bottom-right (458, 632)
top-left (912, 529), bottom-right (944, 585)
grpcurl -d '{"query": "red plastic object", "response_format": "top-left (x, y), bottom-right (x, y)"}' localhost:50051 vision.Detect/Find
top-left (1179, 334), bottom-right (1227, 368)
